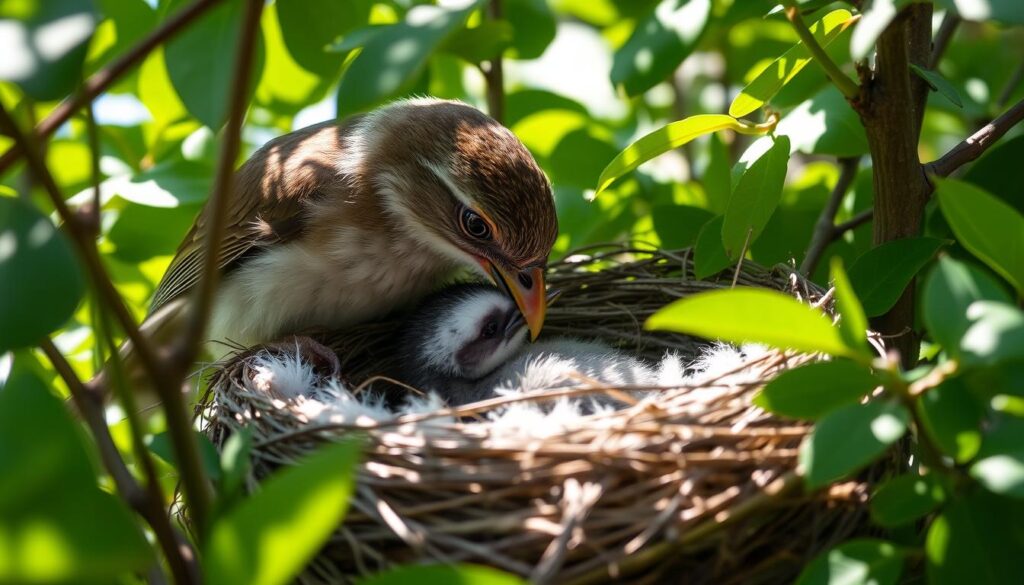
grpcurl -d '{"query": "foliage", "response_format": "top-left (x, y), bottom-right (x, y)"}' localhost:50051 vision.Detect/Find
top-left (2, 0), bottom-right (1024, 583)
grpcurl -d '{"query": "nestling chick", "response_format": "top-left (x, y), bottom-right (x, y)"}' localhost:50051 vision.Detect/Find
top-left (398, 284), bottom-right (674, 407)
top-left (150, 98), bottom-right (558, 356)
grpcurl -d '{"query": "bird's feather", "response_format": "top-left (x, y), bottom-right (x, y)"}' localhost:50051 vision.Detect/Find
top-left (150, 117), bottom-right (364, 312)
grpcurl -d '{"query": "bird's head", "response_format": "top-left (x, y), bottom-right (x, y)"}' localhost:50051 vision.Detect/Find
top-left (401, 284), bottom-right (535, 382)
top-left (358, 99), bottom-right (557, 340)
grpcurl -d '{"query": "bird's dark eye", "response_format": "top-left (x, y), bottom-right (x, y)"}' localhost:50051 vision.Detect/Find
top-left (480, 318), bottom-right (499, 339)
top-left (460, 208), bottom-right (491, 240)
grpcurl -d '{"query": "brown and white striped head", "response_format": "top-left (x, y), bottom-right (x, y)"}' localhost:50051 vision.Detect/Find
top-left (344, 98), bottom-right (558, 340)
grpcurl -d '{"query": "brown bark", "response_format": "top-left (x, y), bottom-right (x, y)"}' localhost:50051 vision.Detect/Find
top-left (858, 4), bottom-right (933, 367)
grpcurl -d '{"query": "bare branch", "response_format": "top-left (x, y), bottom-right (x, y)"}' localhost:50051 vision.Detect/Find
top-left (996, 60), bottom-right (1024, 111)
top-left (39, 339), bottom-right (199, 585)
top-left (0, 0), bottom-right (223, 176)
top-left (834, 208), bottom-right (873, 234)
top-left (482, 0), bottom-right (505, 124)
top-left (172, 0), bottom-right (264, 535)
top-left (800, 157), bottom-right (861, 276)
top-left (0, 100), bottom-right (215, 544)
top-left (925, 96), bottom-right (1024, 178)
top-left (783, 3), bottom-right (860, 101)
top-left (928, 12), bottom-right (960, 69)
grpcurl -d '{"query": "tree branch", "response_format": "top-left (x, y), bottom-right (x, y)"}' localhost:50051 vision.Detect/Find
top-left (783, 3), bottom-right (861, 100)
top-left (925, 96), bottom-right (1024, 178)
top-left (996, 60), bottom-right (1024, 111)
top-left (928, 12), bottom-right (960, 69)
top-left (0, 0), bottom-right (223, 176)
top-left (834, 208), bottom-right (873, 234)
top-left (0, 100), bottom-right (214, 541)
top-left (800, 157), bottom-right (860, 276)
top-left (482, 0), bottom-right (505, 124)
top-left (39, 339), bottom-right (199, 585)
top-left (180, 0), bottom-right (264, 364)
top-left (172, 0), bottom-right (263, 537)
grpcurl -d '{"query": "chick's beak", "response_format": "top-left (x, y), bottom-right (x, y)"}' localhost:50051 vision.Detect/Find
top-left (479, 260), bottom-right (547, 341)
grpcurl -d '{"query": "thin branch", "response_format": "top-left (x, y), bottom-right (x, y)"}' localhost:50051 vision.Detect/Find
top-left (800, 157), bottom-right (861, 276)
top-left (174, 0), bottom-right (264, 536)
top-left (928, 12), bottom-right (960, 69)
top-left (0, 102), bottom-right (166, 385)
top-left (39, 340), bottom-right (199, 585)
top-left (0, 101), bottom-right (214, 544)
top-left (783, 3), bottom-right (860, 100)
top-left (995, 59), bottom-right (1024, 111)
top-left (482, 0), bottom-right (505, 124)
top-left (925, 96), bottom-right (1024, 178)
top-left (834, 208), bottom-right (873, 234)
top-left (83, 101), bottom-right (102, 235)
top-left (0, 0), bottom-right (223, 176)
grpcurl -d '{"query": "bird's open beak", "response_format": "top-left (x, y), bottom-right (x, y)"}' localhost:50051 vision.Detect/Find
top-left (478, 260), bottom-right (547, 341)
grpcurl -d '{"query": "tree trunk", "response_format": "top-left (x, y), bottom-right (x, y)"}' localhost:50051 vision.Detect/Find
top-left (858, 4), bottom-right (933, 367)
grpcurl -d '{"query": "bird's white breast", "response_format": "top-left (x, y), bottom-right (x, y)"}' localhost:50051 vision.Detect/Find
top-left (208, 226), bottom-right (454, 355)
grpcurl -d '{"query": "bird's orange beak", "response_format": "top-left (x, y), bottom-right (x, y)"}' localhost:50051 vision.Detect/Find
top-left (478, 260), bottom-right (547, 341)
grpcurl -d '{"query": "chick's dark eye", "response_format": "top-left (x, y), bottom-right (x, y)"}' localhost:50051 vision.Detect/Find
top-left (480, 319), bottom-right (499, 339)
top-left (461, 208), bottom-right (491, 240)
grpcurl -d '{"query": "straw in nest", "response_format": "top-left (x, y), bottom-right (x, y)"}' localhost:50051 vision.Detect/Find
top-left (200, 245), bottom-right (881, 584)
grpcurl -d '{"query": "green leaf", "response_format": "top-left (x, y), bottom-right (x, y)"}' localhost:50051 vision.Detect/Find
top-left (963, 134), bottom-right (1024, 215)
top-left (935, 178), bottom-right (1024, 295)
top-left (870, 473), bottom-right (944, 528)
top-left (88, 0), bottom-right (157, 74)
top-left (969, 418), bottom-right (1024, 498)
top-left (692, 215), bottom-right (732, 280)
top-left (596, 115), bottom-right (771, 197)
top-left (107, 203), bottom-right (200, 262)
top-left (800, 400), bottom-right (908, 488)
top-left (918, 377), bottom-right (983, 463)
top-left (960, 301), bottom-right (1024, 368)
top-left (704, 132), bottom-right (732, 214)
top-left (440, 19), bottom-right (513, 63)
top-left (926, 491), bottom-right (1021, 585)
top-left (219, 428), bottom-right (252, 504)
top-left (910, 64), bottom-right (963, 108)
top-left (336, 2), bottom-right (480, 117)
top-left (106, 157), bottom-right (213, 208)
top-left (164, 0), bottom-right (266, 129)
top-left (148, 430), bottom-right (222, 484)
top-left (255, 2), bottom-right (333, 117)
top-left (847, 237), bottom-right (947, 317)
top-left (357, 564), bottom-right (526, 585)
top-left (830, 257), bottom-right (869, 353)
top-left (729, 9), bottom-right (855, 118)
top-left (0, 359), bottom-right (151, 582)
top-left (777, 86), bottom-right (869, 157)
top-left (204, 440), bottom-right (361, 585)
top-left (0, 0), bottom-right (98, 101)
top-left (721, 135), bottom-right (790, 259)
top-left (652, 205), bottom-right (714, 249)
top-left (922, 256), bottom-right (1012, 354)
top-left (504, 0), bottom-right (556, 60)
top-left (0, 198), bottom-right (85, 352)
top-left (795, 538), bottom-right (904, 585)
top-left (754, 360), bottom-right (879, 420)
top-left (549, 127), bottom-right (619, 190)
top-left (610, 0), bottom-right (711, 97)
top-left (276, 0), bottom-right (370, 76)
top-left (647, 288), bottom-right (866, 359)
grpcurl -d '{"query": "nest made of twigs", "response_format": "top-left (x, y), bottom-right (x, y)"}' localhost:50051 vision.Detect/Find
top-left (200, 245), bottom-right (883, 584)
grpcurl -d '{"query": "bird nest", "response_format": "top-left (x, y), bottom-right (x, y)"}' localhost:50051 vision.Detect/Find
top-left (200, 245), bottom-right (884, 584)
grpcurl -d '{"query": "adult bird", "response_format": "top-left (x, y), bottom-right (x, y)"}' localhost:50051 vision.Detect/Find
top-left (150, 98), bottom-right (558, 356)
